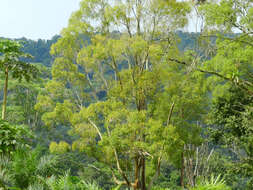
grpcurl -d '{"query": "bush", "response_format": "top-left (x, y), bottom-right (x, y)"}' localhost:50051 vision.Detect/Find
top-left (191, 175), bottom-right (231, 190)
top-left (45, 171), bottom-right (102, 190)
top-left (0, 119), bottom-right (32, 154)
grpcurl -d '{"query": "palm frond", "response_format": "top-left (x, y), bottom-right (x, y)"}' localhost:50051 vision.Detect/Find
top-left (36, 155), bottom-right (58, 176)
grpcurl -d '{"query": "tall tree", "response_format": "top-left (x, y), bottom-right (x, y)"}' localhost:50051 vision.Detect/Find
top-left (0, 39), bottom-right (38, 120)
top-left (35, 0), bottom-right (210, 189)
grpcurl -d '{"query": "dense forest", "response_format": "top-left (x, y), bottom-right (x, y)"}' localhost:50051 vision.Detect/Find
top-left (0, 0), bottom-right (253, 190)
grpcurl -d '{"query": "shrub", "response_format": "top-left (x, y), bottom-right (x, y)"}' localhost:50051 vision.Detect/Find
top-left (191, 175), bottom-right (231, 190)
top-left (0, 119), bottom-right (32, 154)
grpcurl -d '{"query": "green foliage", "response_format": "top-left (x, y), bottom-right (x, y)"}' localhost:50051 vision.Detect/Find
top-left (11, 147), bottom-right (59, 189)
top-left (49, 141), bottom-right (71, 154)
top-left (78, 161), bottom-right (114, 189)
top-left (0, 63), bottom-right (50, 126)
top-left (42, 171), bottom-right (102, 190)
top-left (150, 187), bottom-right (170, 190)
top-left (152, 164), bottom-right (181, 190)
top-left (0, 119), bottom-right (31, 154)
top-left (0, 155), bottom-right (12, 189)
top-left (208, 86), bottom-right (252, 145)
top-left (207, 86), bottom-right (253, 188)
top-left (0, 146), bottom-right (59, 189)
top-left (197, 0), bottom-right (253, 96)
top-left (34, 0), bottom-right (209, 189)
top-left (20, 36), bottom-right (60, 67)
top-left (3, 0), bottom-right (253, 189)
top-left (110, 184), bottom-right (122, 190)
top-left (191, 175), bottom-right (231, 190)
top-left (0, 38), bottom-right (39, 120)
top-left (0, 39), bottom-right (38, 82)
top-left (193, 0), bottom-right (253, 189)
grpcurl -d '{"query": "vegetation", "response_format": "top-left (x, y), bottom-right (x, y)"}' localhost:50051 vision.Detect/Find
top-left (0, 0), bottom-right (253, 189)
top-left (0, 39), bottom-right (38, 119)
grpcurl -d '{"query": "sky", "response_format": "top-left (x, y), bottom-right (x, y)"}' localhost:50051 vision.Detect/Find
top-left (0, 0), bottom-right (81, 40)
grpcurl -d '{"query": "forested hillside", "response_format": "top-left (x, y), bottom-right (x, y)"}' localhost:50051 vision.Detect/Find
top-left (3, 31), bottom-right (197, 68)
top-left (0, 0), bottom-right (253, 190)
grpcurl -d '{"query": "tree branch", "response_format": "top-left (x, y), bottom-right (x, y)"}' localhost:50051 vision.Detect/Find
top-left (87, 118), bottom-right (103, 140)
top-left (168, 58), bottom-right (253, 95)
top-left (167, 102), bottom-right (175, 126)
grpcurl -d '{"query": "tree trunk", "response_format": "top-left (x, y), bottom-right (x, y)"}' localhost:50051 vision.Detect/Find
top-left (133, 157), bottom-right (140, 190)
top-left (180, 151), bottom-right (185, 188)
top-left (2, 67), bottom-right (8, 120)
top-left (141, 157), bottom-right (146, 190)
top-left (137, 88), bottom-right (146, 190)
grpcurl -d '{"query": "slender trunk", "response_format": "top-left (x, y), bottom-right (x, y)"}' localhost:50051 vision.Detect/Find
top-left (180, 109), bottom-right (185, 188)
top-left (2, 67), bottom-right (8, 120)
top-left (180, 151), bottom-right (185, 188)
top-left (134, 157), bottom-right (140, 190)
top-left (141, 157), bottom-right (146, 190)
top-left (137, 82), bottom-right (146, 190)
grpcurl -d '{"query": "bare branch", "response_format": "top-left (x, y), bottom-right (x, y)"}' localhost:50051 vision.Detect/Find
top-left (168, 58), bottom-right (253, 95)
top-left (87, 118), bottom-right (103, 140)
top-left (110, 167), bottom-right (128, 185)
top-left (167, 102), bottom-right (175, 126)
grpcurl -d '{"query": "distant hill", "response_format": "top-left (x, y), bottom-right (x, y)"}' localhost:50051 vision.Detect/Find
top-left (1, 32), bottom-right (198, 67)
top-left (17, 35), bottom-right (60, 67)
top-left (177, 31), bottom-right (199, 52)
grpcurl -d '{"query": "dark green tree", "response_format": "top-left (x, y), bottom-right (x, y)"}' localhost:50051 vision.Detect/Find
top-left (0, 39), bottom-right (38, 120)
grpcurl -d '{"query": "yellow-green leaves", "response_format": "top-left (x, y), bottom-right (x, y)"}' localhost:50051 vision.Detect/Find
top-left (49, 141), bottom-right (71, 154)
top-left (199, 0), bottom-right (253, 33)
top-left (40, 100), bottom-right (75, 128)
top-left (35, 95), bottom-right (55, 113)
top-left (36, 0), bottom-right (198, 188)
